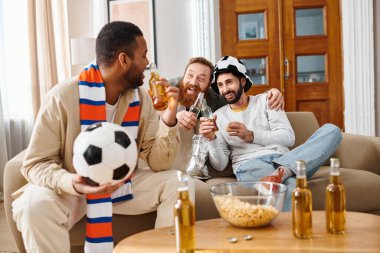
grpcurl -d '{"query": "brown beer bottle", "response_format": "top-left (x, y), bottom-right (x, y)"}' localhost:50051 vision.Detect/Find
top-left (149, 63), bottom-right (168, 111)
top-left (326, 158), bottom-right (346, 234)
top-left (174, 171), bottom-right (195, 253)
top-left (292, 160), bottom-right (313, 239)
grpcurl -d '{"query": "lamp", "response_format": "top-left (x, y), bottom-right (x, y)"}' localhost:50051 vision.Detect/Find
top-left (70, 38), bottom-right (96, 65)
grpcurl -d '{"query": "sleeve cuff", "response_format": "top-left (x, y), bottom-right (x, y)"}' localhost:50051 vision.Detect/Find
top-left (59, 172), bottom-right (82, 196)
top-left (253, 130), bottom-right (266, 145)
top-left (158, 118), bottom-right (179, 137)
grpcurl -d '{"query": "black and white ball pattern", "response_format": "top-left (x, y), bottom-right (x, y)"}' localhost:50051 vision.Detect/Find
top-left (73, 122), bottom-right (137, 186)
top-left (211, 56), bottom-right (253, 92)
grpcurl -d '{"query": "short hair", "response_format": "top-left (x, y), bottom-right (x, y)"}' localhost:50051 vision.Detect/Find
top-left (183, 57), bottom-right (214, 83)
top-left (96, 21), bottom-right (143, 67)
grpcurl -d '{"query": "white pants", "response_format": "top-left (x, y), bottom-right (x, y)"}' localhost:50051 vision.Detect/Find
top-left (12, 168), bottom-right (181, 253)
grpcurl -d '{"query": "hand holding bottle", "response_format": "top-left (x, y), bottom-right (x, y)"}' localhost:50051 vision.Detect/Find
top-left (199, 114), bottom-right (218, 141)
top-left (177, 110), bottom-right (198, 131)
top-left (149, 63), bottom-right (170, 111)
top-left (177, 92), bottom-right (204, 131)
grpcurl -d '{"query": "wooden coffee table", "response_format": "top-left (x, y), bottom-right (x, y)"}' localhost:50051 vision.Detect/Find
top-left (114, 211), bottom-right (380, 252)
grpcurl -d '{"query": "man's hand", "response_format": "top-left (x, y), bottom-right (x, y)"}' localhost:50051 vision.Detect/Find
top-left (177, 110), bottom-right (197, 131)
top-left (159, 78), bottom-right (179, 127)
top-left (267, 88), bottom-right (284, 110)
top-left (199, 115), bottom-right (217, 141)
top-left (73, 174), bottom-right (124, 195)
top-left (226, 121), bottom-right (253, 143)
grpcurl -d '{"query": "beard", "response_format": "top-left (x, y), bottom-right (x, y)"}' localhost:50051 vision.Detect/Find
top-left (222, 83), bottom-right (244, 104)
top-left (178, 80), bottom-right (201, 107)
top-left (124, 62), bottom-right (144, 89)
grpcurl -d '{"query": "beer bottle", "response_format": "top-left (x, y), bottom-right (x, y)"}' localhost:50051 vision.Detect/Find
top-left (174, 171), bottom-right (195, 253)
top-left (325, 158), bottom-right (346, 234)
top-left (149, 63), bottom-right (168, 111)
top-left (189, 92), bottom-right (204, 118)
top-left (201, 99), bottom-right (213, 121)
top-left (292, 160), bottom-right (313, 239)
top-left (201, 99), bottom-right (217, 132)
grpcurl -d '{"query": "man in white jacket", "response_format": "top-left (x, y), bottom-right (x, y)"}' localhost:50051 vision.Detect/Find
top-left (199, 56), bottom-right (342, 211)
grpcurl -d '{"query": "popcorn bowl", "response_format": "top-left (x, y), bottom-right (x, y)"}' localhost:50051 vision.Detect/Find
top-left (210, 181), bottom-right (287, 228)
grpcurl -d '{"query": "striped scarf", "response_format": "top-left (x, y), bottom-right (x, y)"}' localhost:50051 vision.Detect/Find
top-left (78, 62), bottom-right (140, 253)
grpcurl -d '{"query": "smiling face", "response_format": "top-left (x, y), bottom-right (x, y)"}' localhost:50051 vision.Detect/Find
top-left (216, 72), bottom-right (246, 104)
top-left (123, 36), bottom-right (149, 88)
top-left (179, 62), bottom-right (212, 107)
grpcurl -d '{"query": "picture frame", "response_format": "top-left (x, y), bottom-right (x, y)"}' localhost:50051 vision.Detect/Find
top-left (107, 0), bottom-right (157, 66)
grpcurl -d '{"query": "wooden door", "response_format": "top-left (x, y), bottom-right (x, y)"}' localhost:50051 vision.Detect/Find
top-left (282, 0), bottom-right (343, 128)
top-left (220, 0), bottom-right (343, 128)
top-left (220, 0), bottom-right (282, 95)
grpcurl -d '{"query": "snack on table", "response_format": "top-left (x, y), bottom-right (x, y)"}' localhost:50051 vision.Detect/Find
top-left (213, 194), bottom-right (279, 227)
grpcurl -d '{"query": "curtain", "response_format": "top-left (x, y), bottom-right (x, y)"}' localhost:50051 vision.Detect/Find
top-left (0, 90), bottom-right (7, 197)
top-left (0, 0), bottom-right (70, 193)
top-left (28, 0), bottom-right (71, 117)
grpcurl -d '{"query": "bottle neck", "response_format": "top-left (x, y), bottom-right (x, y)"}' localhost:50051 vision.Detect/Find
top-left (193, 93), bottom-right (204, 106)
top-left (178, 186), bottom-right (190, 200)
top-left (296, 160), bottom-right (307, 187)
top-left (329, 174), bottom-right (342, 185)
top-left (176, 171), bottom-right (191, 200)
top-left (296, 177), bottom-right (308, 188)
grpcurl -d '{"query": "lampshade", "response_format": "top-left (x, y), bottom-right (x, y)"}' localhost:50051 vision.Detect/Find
top-left (70, 38), bottom-right (96, 65)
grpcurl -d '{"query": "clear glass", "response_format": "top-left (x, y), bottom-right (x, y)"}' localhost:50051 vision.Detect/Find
top-left (297, 55), bottom-right (325, 83)
top-left (296, 8), bottom-right (324, 36)
top-left (210, 182), bottom-right (286, 227)
top-left (238, 13), bottom-right (265, 40)
top-left (240, 58), bottom-right (267, 85)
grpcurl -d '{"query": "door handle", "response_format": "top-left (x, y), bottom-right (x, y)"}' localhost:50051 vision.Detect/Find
top-left (285, 58), bottom-right (290, 80)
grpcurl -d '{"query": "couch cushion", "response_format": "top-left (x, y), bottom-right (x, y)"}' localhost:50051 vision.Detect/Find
top-left (285, 112), bottom-right (319, 149)
top-left (334, 133), bottom-right (380, 175)
top-left (309, 166), bottom-right (380, 212)
top-left (206, 159), bottom-right (235, 178)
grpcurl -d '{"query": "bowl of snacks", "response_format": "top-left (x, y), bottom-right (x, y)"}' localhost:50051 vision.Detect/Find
top-left (210, 181), bottom-right (287, 228)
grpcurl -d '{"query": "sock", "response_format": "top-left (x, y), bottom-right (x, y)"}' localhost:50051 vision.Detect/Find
top-left (271, 166), bottom-right (294, 182)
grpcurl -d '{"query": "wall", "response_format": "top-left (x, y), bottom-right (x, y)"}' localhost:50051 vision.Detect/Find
top-left (154, 0), bottom-right (193, 79)
top-left (67, 0), bottom-right (95, 75)
top-left (67, 0), bottom-right (199, 86)
top-left (375, 1), bottom-right (380, 136)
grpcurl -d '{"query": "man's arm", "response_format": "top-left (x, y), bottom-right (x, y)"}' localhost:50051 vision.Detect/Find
top-left (22, 88), bottom-right (123, 196)
top-left (267, 88), bottom-right (284, 110)
top-left (138, 86), bottom-right (180, 172)
top-left (21, 92), bottom-right (80, 195)
top-left (253, 95), bottom-right (295, 147)
top-left (199, 115), bottom-right (230, 171)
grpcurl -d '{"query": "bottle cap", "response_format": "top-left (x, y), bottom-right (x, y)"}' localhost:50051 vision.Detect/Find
top-left (296, 160), bottom-right (306, 178)
top-left (330, 158), bottom-right (340, 175)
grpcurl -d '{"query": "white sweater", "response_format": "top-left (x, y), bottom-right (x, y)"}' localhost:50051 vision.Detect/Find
top-left (208, 94), bottom-right (295, 172)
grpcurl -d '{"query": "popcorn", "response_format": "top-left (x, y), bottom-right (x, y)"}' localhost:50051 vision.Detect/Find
top-left (213, 194), bottom-right (279, 227)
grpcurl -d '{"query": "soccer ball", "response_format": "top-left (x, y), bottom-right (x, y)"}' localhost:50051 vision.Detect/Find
top-left (73, 122), bottom-right (138, 186)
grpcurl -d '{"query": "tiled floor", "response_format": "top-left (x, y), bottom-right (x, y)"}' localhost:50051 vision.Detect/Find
top-left (0, 200), bottom-right (19, 253)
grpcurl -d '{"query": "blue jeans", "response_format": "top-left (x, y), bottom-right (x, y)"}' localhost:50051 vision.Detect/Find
top-left (235, 124), bottom-right (342, 211)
